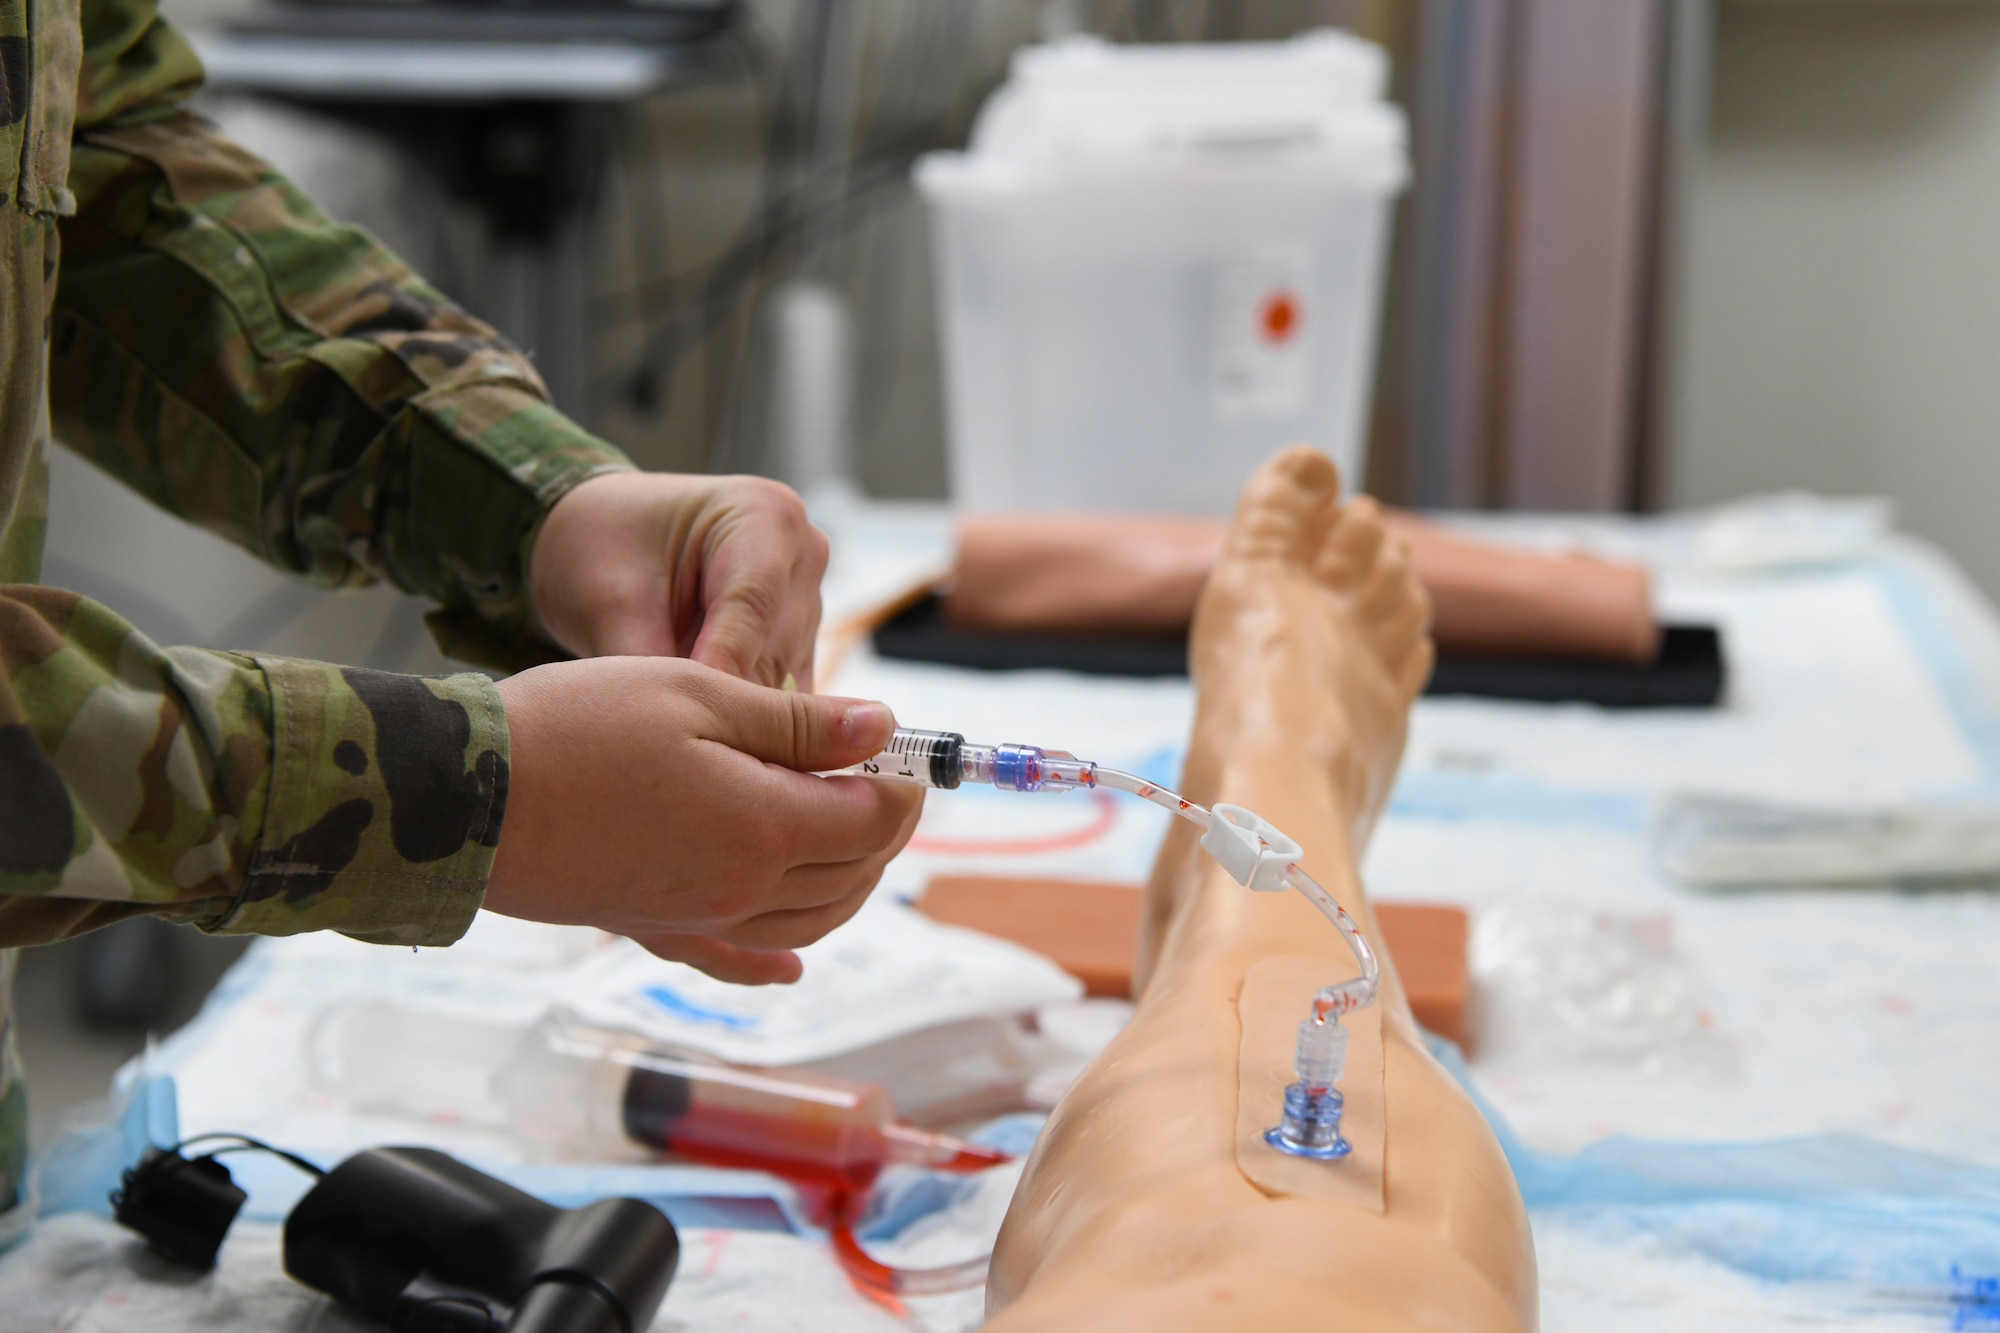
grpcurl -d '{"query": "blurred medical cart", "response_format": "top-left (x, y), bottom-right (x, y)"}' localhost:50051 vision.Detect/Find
top-left (189, 0), bottom-right (742, 419)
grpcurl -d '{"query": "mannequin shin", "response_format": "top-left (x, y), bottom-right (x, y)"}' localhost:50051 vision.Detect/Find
top-left (982, 449), bottom-right (1537, 1332)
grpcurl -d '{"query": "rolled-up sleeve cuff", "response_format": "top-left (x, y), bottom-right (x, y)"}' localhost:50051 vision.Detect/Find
top-left (203, 656), bottom-right (509, 947)
top-left (406, 388), bottom-right (635, 673)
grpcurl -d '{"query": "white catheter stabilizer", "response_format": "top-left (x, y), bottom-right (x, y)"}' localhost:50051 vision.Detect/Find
top-left (1202, 803), bottom-right (1305, 894)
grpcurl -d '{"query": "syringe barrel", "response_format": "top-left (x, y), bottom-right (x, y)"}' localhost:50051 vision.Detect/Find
top-left (620, 1056), bottom-right (895, 1192)
top-left (843, 727), bottom-right (964, 788)
top-left (511, 1020), bottom-right (899, 1190)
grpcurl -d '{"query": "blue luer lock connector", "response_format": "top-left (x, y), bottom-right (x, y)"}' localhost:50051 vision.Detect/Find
top-left (991, 744), bottom-right (1045, 792)
top-left (1266, 1083), bottom-right (1351, 1160)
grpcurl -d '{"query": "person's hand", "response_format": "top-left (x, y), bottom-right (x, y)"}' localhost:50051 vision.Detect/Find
top-left (530, 472), bottom-right (829, 689)
top-left (486, 657), bottom-right (921, 985)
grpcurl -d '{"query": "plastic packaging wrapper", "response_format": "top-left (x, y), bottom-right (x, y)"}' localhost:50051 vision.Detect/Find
top-left (1471, 907), bottom-right (1735, 1080)
top-left (1434, 1038), bottom-right (2000, 1295)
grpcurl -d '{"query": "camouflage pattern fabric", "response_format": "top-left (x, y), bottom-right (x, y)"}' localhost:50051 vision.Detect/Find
top-left (0, 0), bottom-right (636, 1218)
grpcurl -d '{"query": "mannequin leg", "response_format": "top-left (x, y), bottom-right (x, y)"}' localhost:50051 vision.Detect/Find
top-left (984, 448), bottom-right (1537, 1332)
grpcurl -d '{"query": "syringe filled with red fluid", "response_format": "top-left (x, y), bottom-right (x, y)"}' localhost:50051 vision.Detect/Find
top-left (517, 1018), bottom-right (1010, 1194)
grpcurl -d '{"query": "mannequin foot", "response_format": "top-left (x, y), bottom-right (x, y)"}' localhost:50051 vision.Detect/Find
top-left (1189, 447), bottom-right (1431, 821)
top-left (1138, 448), bottom-right (1432, 988)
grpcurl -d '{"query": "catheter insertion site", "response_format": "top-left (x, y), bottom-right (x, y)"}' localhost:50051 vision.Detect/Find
top-left (841, 727), bottom-right (1381, 1161)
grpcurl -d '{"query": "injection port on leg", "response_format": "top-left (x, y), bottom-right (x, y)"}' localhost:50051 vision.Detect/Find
top-left (1265, 1082), bottom-right (1352, 1160)
top-left (1266, 1011), bottom-right (1353, 1160)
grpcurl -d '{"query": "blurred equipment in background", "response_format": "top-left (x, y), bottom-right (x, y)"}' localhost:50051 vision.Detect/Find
top-left (191, 0), bottom-right (744, 417)
top-left (76, 920), bottom-right (183, 1033)
top-left (235, 0), bottom-right (734, 44)
top-left (769, 282), bottom-right (858, 499)
top-left (917, 32), bottom-right (1409, 514)
top-left (174, 2), bottom-right (1699, 513)
top-left (766, 0), bottom-right (862, 498)
top-left (1384, 0), bottom-right (1688, 512)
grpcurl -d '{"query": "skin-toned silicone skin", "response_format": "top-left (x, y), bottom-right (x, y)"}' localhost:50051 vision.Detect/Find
top-left (948, 503), bottom-right (1658, 662)
top-left (981, 448), bottom-right (1538, 1333)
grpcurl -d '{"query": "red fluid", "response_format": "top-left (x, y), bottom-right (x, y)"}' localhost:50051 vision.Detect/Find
top-left (641, 1104), bottom-right (1008, 1194)
top-left (633, 1098), bottom-right (1011, 1301)
top-left (1261, 291), bottom-right (1301, 342)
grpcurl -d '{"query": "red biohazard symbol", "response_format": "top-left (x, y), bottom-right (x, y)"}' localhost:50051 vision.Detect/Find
top-left (1260, 291), bottom-right (1300, 343)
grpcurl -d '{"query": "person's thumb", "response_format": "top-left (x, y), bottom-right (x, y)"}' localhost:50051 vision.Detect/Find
top-left (692, 586), bottom-right (781, 686)
top-left (715, 682), bottom-right (897, 773)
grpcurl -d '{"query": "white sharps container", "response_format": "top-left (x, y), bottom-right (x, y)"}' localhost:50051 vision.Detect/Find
top-left (916, 31), bottom-right (1408, 515)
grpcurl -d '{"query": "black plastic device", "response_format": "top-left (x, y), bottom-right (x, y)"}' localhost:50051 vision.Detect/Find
top-left (113, 1140), bottom-right (679, 1332)
top-left (284, 1147), bottom-right (679, 1333)
top-left (111, 1145), bottom-right (251, 1270)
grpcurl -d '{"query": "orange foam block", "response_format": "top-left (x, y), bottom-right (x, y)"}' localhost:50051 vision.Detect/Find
top-left (916, 876), bottom-right (1472, 1052)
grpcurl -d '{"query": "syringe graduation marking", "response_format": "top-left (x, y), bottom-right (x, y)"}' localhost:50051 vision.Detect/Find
top-left (858, 727), bottom-right (962, 788)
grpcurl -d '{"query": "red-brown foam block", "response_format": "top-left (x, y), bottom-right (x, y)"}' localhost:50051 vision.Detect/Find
top-left (917, 876), bottom-right (1143, 1000)
top-left (1370, 902), bottom-right (1471, 1052)
top-left (915, 876), bottom-right (1471, 1051)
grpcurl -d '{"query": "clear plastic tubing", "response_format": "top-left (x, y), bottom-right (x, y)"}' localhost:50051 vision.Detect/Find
top-left (841, 728), bottom-right (1381, 1161)
top-left (837, 728), bottom-right (1379, 1020)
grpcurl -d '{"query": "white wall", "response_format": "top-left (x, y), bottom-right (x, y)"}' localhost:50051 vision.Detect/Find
top-left (1668, 3), bottom-right (2000, 599)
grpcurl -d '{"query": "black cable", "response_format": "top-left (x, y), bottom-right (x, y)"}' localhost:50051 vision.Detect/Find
top-left (168, 1132), bottom-right (326, 1180)
top-left (590, 0), bottom-right (1094, 467)
top-left (611, 26), bottom-right (772, 422)
top-left (847, 0), bottom-right (979, 471)
top-left (112, 1131), bottom-right (323, 1269)
top-left (592, 67), bottom-right (997, 407)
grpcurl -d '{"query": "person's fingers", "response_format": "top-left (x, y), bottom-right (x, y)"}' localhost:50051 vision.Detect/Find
top-left (720, 569), bottom-right (823, 695)
top-left (721, 875), bottom-right (881, 950)
top-left (754, 800), bottom-right (920, 916)
top-left (691, 574), bottom-right (791, 687)
top-left (632, 931), bottom-right (804, 986)
top-left (689, 493), bottom-right (830, 688)
top-left (772, 558), bottom-right (825, 692)
top-left (705, 676), bottom-right (898, 773)
top-left (735, 770), bottom-right (923, 871)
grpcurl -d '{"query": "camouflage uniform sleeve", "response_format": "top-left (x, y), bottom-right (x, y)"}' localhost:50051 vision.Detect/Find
top-left (0, 588), bottom-right (506, 948)
top-left (0, 1), bottom-right (616, 946)
top-left (52, 1), bottom-right (635, 670)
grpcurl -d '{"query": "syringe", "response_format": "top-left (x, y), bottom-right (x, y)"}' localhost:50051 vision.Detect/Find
top-left (834, 727), bottom-right (1099, 793)
top-left (844, 726), bottom-right (1382, 1161)
top-left (534, 1019), bottom-right (1010, 1190)
top-left (315, 1002), bottom-right (1007, 1192)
